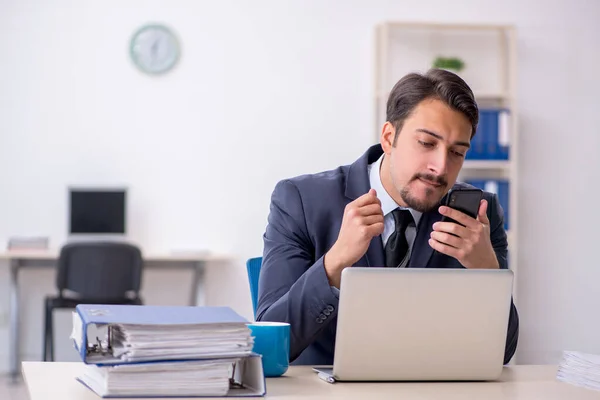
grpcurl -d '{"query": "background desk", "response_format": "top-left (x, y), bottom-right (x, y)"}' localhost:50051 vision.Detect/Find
top-left (22, 362), bottom-right (600, 399)
top-left (0, 250), bottom-right (231, 379)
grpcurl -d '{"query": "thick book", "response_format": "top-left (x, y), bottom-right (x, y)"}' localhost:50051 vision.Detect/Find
top-left (76, 354), bottom-right (266, 398)
top-left (71, 304), bottom-right (254, 365)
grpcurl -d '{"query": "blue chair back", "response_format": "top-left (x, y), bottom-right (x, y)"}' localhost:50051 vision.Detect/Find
top-left (246, 257), bottom-right (262, 318)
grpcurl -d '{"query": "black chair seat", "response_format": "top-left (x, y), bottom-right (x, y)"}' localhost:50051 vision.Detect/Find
top-left (43, 241), bottom-right (144, 362)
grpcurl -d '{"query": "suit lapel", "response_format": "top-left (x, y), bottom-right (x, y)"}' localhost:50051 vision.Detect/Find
top-left (408, 207), bottom-right (444, 268)
top-left (344, 144), bottom-right (384, 199)
top-left (364, 235), bottom-right (385, 267)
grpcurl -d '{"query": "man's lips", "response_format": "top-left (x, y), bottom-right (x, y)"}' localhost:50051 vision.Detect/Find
top-left (418, 177), bottom-right (443, 188)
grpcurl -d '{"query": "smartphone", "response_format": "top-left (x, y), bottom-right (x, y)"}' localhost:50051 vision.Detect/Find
top-left (441, 188), bottom-right (483, 226)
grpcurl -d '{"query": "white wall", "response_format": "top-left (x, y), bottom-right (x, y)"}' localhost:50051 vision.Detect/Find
top-left (1, 0), bottom-right (599, 370)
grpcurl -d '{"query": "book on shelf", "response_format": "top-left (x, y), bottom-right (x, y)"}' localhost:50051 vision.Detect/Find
top-left (70, 304), bottom-right (266, 398)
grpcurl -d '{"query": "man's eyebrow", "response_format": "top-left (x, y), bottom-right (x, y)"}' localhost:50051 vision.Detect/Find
top-left (416, 128), bottom-right (471, 149)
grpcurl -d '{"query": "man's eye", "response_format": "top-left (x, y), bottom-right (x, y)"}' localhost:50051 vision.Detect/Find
top-left (452, 150), bottom-right (465, 157)
top-left (418, 141), bottom-right (434, 148)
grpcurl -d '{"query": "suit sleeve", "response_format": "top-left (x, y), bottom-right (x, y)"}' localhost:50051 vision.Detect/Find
top-left (488, 192), bottom-right (519, 364)
top-left (256, 179), bottom-right (340, 362)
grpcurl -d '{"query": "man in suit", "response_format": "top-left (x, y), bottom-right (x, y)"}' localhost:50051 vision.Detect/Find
top-left (256, 68), bottom-right (519, 366)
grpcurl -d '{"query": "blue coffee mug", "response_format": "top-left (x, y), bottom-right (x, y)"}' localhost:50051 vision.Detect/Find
top-left (247, 322), bottom-right (290, 377)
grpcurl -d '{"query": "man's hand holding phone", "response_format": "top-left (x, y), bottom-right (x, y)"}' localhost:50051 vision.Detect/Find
top-left (429, 199), bottom-right (500, 269)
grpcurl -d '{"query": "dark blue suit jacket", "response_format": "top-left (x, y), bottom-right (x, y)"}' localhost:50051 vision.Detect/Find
top-left (257, 144), bottom-right (519, 366)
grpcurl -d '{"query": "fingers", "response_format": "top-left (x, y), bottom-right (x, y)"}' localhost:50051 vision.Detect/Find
top-left (428, 237), bottom-right (463, 260)
top-left (477, 199), bottom-right (490, 225)
top-left (438, 205), bottom-right (479, 229)
top-left (361, 214), bottom-right (385, 226)
top-left (356, 220), bottom-right (384, 239)
top-left (354, 189), bottom-right (381, 208)
top-left (346, 204), bottom-right (383, 223)
top-left (430, 230), bottom-right (461, 248)
top-left (365, 222), bottom-right (385, 237)
top-left (433, 221), bottom-right (468, 239)
top-left (346, 190), bottom-right (384, 220)
top-left (351, 207), bottom-right (384, 232)
top-left (357, 203), bottom-right (384, 217)
top-left (344, 190), bottom-right (385, 240)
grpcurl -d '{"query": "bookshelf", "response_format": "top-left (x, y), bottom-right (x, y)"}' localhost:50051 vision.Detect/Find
top-left (373, 22), bottom-right (519, 298)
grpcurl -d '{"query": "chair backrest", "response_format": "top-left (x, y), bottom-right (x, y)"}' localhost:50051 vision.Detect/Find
top-left (56, 241), bottom-right (143, 301)
top-left (246, 257), bottom-right (262, 318)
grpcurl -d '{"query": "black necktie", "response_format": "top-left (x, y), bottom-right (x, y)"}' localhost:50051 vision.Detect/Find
top-left (385, 209), bottom-right (414, 268)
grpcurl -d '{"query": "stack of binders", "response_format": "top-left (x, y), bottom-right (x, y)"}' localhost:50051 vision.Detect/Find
top-left (70, 304), bottom-right (266, 398)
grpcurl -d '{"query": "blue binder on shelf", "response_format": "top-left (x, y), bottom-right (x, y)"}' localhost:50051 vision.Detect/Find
top-left (466, 179), bottom-right (510, 231)
top-left (466, 108), bottom-right (511, 160)
top-left (71, 304), bottom-right (266, 398)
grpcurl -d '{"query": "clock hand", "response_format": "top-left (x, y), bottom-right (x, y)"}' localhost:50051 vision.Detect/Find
top-left (151, 39), bottom-right (159, 61)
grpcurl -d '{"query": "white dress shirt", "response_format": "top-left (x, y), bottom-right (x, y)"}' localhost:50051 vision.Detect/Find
top-left (367, 154), bottom-right (422, 267)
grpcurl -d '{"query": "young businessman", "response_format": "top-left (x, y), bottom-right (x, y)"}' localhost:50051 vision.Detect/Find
top-left (256, 68), bottom-right (519, 366)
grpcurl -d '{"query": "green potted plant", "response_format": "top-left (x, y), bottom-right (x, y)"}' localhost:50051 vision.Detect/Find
top-left (432, 56), bottom-right (465, 72)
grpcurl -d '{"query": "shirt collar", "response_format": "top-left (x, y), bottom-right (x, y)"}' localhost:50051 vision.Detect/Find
top-left (368, 154), bottom-right (422, 226)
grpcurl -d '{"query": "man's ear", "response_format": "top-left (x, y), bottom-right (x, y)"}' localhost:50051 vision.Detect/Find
top-left (380, 121), bottom-right (396, 154)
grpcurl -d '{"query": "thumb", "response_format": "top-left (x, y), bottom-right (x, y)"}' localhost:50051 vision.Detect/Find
top-left (477, 199), bottom-right (490, 225)
top-left (368, 188), bottom-right (377, 197)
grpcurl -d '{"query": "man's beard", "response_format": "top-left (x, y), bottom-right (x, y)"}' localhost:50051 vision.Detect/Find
top-left (399, 173), bottom-right (448, 212)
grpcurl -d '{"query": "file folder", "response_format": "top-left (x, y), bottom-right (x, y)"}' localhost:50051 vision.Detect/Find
top-left (466, 108), bottom-right (511, 160)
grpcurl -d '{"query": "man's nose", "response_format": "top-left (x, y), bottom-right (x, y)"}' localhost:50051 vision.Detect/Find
top-left (427, 149), bottom-right (449, 176)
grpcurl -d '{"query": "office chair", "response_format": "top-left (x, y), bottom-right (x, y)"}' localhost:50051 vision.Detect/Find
top-left (43, 241), bottom-right (144, 361)
top-left (246, 257), bottom-right (262, 319)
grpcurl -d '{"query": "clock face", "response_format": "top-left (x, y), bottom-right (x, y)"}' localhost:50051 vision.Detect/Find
top-left (130, 24), bottom-right (180, 75)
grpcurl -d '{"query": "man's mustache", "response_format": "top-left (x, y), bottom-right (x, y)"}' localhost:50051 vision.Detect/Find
top-left (412, 173), bottom-right (447, 187)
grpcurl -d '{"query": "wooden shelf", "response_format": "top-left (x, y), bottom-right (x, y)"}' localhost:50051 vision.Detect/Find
top-left (381, 21), bottom-right (515, 32)
top-left (462, 160), bottom-right (511, 170)
top-left (475, 92), bottom-right (510, 101)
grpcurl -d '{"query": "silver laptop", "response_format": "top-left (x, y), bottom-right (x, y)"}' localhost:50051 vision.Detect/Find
top-left (314, 267), bottom-right (514, 382)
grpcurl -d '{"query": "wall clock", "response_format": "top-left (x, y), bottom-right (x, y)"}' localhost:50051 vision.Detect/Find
top-left (130, 24), bottom-right (180, 75)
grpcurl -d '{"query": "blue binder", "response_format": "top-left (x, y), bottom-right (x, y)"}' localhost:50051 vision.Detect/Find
top-left (72, 304), bottom-right (251, 365)
top-left (466, 109), bottom-right (511, 160)
top-left (465, 179), bottom-right (510, 231)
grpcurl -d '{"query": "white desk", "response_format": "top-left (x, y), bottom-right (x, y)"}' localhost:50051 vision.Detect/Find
top-left (0, 250), bottom-right (232, 379)
top-left (22, 362), bottom-right (600, 399)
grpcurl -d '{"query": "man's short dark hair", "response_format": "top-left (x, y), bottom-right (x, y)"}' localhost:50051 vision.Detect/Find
top-left (386, 68), bottom-right (479, 146)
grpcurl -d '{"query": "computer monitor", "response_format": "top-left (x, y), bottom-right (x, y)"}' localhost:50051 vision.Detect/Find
top-left (69, 188), bottom-right (126, 235)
